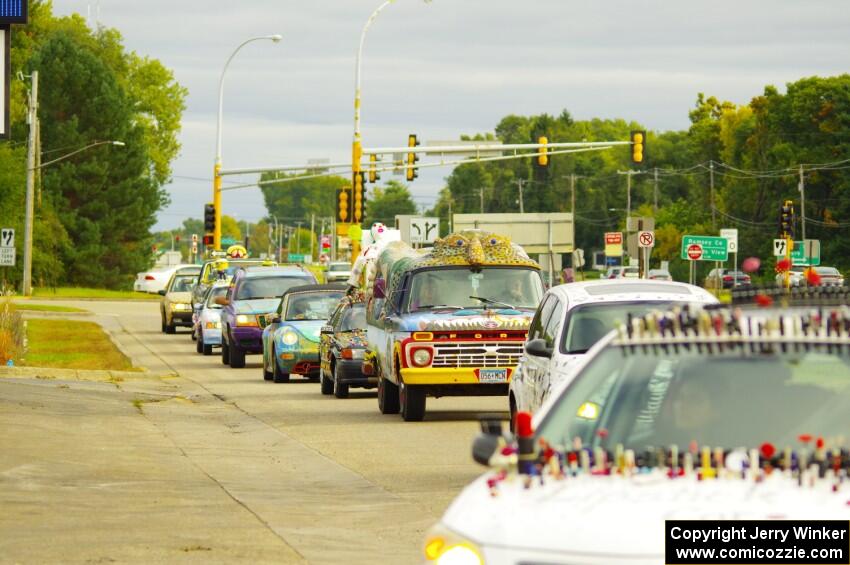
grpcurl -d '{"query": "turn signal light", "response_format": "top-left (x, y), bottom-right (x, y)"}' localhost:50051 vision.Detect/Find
top-left (412, 332), bottom-right (433, 341)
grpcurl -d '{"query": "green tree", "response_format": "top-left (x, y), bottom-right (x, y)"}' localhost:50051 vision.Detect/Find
top-left (366, 180), bottom-right (417, 224)
top-left (260, 173), bottom-right (345, 221)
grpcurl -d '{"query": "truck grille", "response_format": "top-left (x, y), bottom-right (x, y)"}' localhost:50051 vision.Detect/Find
top-left (431, 341), bottom-right (524, 368)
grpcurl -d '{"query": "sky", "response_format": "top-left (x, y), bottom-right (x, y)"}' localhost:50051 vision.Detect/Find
top-left (50, 0), bottom-right (850, 232)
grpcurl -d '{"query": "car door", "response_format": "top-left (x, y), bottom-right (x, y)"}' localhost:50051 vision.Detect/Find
top-left (322, 303), bottom-right (345, 371)
top-left (518, 294), bottom-right (557, 412)
top-left (534, 298), bottom-right (564, 410)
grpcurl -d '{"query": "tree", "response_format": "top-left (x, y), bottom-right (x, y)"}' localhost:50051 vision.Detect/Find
top-left (366, 180), bottom-right (417, 224)
top-left (260, 173), bottom-right (346, 221)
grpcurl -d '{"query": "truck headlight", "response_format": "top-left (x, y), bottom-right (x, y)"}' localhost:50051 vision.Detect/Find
top-left (410, 347), bottom-right (433, 367)
top-left (236, 314), bottom-right (258, 327)
top-left (424, 524), bottom-right (483, 564)
top-left (282, 329), bottom-right (299, 345)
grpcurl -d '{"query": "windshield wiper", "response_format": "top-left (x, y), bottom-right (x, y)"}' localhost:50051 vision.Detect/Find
top-left (469, 296), bottom-right (515, 310)
top-left (415, 304), bottom-right (464, 310)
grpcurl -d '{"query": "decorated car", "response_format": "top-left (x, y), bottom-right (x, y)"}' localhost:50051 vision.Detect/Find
top-left (261, 284), bottom-right (347, 383)
top-left (219, 265), bottom-right (317, 368)
top-left (319, 294), bottom-right (372, 398)
top-left (190, 248), bottom-right (277, 321)
top-left (159, 266), bottom-right (200, 334)
top-left (362, 229), bottom-right (544, 421)
top-left (193, 282), bottom-right (229, 355)
top-left (425, 303), bottom-right (850, 565)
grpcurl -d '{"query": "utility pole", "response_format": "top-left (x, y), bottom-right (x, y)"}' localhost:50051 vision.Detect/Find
top-left (570, 174), bottom-right (576, 216)
top-left (309, 213), bottom-right (315, 261)
top-left (514, 179), bottom-right (526, 213)
top-left (617, 170), bottom-right (637, 231)
top-left (653, 167), bottom-right (659, 214)
top-left (22, 71), bottom-right (39, 297)
top-left (447, 197), bottom-right (453, 234)
top-left (799, 164), bottom-right (806, 241)
top-left (709, 161), bottom-right (716, 229)
top-left (479, 188), bottom-right (485, 214)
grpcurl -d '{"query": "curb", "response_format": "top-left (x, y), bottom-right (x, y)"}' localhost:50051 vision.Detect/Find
top-left (0, 366), bottom-right (177, 381)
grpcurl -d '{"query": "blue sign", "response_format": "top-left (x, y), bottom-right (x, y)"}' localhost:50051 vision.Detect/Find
top-left (0, 0), bottom-right (27, 24)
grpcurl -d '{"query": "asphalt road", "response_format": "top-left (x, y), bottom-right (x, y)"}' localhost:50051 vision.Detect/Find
top-left (0, 300), bottom-right (508, 564)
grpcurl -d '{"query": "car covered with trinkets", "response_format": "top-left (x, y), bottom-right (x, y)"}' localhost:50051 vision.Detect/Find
top-left (509, 279), bottom-right (717, 424)
top-left (424, 297), bottom-right (850, 565)
top-left (319, 294), bottom-right (373, 398)
top-left (261, 284), bottom-right (347, 383)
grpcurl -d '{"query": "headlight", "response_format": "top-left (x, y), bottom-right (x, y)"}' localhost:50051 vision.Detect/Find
top-left (282, 330), bottom-right (299, 345)
top-left (205, 321), bottom-right (221, 329)
top-left (171, 303), bottom-right (191, 311)
top-left (411, 347), bottom-right (433, 367)
top-left (236, 314), bottom-right (258, 327)
top-left (424, 524), bottom-right (483, 565)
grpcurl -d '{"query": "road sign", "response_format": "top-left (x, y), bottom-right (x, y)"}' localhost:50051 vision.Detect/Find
top-left (681, 235), bottom-right (728, 261)
top-left (409, 217), bottom-right (439, 244)
top-left (604, 232), bottom-right (623, 257)
top-left (626, 217), bottom-right (654, 232)
top-left (791, 239), bottom-right (821, 266)
top-left (773, 239), bottom-right (788, 257)
top-left (1, 227), bottom-right (14, 247)
top-left (0, 228), bottom-right (14, 266)
top-left (638, 231), bottom-right (655, 248)
top-left (288, 253), bottom-right (305, 262)
top-left (720, 229), bottom-right (738, 253)
top-left (320, 235), bottom-right (331, 249)
top-left (221, 237), bottom-right (236, 246)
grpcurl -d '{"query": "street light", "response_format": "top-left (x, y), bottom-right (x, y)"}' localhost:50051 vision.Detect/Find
top-left (21, 139), bottom-right (126, 296)
top-left (213, 34), bottom-right (282, 251)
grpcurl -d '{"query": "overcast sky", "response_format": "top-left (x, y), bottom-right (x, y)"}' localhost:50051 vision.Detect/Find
top-left (51, 0), bottom-right (850, 231)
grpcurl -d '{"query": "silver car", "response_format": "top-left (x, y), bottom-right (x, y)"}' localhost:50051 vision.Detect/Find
top-left (324, 261), bottom-right (352, 283)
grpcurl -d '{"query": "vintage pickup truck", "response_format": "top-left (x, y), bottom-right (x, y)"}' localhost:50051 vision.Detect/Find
top-left (363, 230), bottom-right (544, 421)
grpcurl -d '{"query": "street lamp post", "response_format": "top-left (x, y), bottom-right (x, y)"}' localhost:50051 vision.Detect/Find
top-left (213, 34), bottom-right (282, 251)
top-left (21, 138), bottom-right (125, 296)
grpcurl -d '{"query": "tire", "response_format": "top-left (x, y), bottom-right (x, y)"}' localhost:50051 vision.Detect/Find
top-left (333, 362), bottom-right (349, 399)
top-left (272, 348), bottom-right (290, 383)
top-left (320, 365), bottom-right (333, 395)
top-left (196, 333), bottom-right (203, 354)
top-left (203, 343), bottom-right (213, 356)
top-left (509, 395), bottom-right (517, 433)
top-left (221, 336), bottom-right (231, 365)
top-left (160, 314), bottom-right (166, 333)
top-left (378, 376), bottom-right (400, 415)
top-left (400, 381), bottom-right (426, 422)
top-left (230, 344), bottom-right (246, 369)
top-left (262, 352), bottom-right (273, 381)
top-left (165, 314), bottom-right (176, 334)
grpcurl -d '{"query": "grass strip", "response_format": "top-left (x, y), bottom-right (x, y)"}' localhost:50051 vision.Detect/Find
top-left (12, 303), bottom-right (89, 313)
top-left (32, 287), bottom-right (160, 300)
top-left (24, 319), bottom-right (137, 371)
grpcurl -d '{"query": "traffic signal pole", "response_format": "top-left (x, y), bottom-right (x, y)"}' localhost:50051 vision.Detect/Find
top-left (213, 163), bottom-right (222, 250)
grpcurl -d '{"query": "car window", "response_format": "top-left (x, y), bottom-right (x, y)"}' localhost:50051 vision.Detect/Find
top-left (205, 286), bottom-right (228, 308)
top-left (528, 295), bottom-right (557, 342)
top-left (236, 276), bottom-right (312, 300)
top-left (285, 292), bottom-right (345, 321)
top-left (339, 304), bottom-right (366, 331)
top-left (542, 299), bottom-right (564, 348)
top-left (329, 263), bottom-right (349, 272)
top-left (169, 275), bottom-right (195, 293)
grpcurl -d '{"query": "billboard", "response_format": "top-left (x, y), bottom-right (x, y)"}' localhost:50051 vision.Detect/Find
top-left (1, 26), bottom-right (8, 139)
top-left (0, 1), bottom-right (28, 24)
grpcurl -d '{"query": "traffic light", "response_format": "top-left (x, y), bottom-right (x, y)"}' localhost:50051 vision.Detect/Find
top-left (202, 234), bottom-right (214, 246)
top-left (204, 203), bottom-right (215, 233)
top-left (337, 186), bottom-right (350, 223)
top-left (630, 130), bottom-right (646, 164)
top-left (537, 136), bottom-right (549, 167)
top-left (368, 154), bottom-right (380, 183)
top-left (353, 173), bottom-right (365, 223)
top-left (779, 200), bottom-right (795, 239)
top-left (406, 134), bottom-right (419, 182)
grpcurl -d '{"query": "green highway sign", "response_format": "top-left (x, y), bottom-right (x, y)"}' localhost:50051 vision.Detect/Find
top-left (791, 239), bottom-right (821, 266)
top-left (221, 237), bottom-right (236, 246)
top-left (287, 253), bottom-right (305, 262)
top-left (681, 235), bottom-right (729, 262)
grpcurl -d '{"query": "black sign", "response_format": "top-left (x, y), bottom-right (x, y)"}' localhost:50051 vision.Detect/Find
top-left (0, 0), bottom-right (27, 24)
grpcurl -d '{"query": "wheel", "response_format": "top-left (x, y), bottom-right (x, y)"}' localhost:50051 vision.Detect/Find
top-left (221, 336), bottom-right (231, 365)
top-left (230, 344), bottom-right (246, 368)
top-left (160, 314), bottom-right (166, 333)
top-left (509, 395), bottom-right (517, 433)
top-left (196, 332), bottom-right (203, 354)
top-left (400, 381), bottom-right (426, 422)
top-left (272, 348), bottom-right (290, 383)
top-left (377, 376), bottom-right (400, 414)
top-left (333, 362), bottom-right (349, 399)
top-left (203, 343), bottom-right (213, 356)
top-left (191, 325), bottom-right (197, 341)
top-left (262, 352), bottom-right (273, 381)
top-left (165, 314), bottom-right (176, 334)
top-left (320, 365), bottom-right (333, 395)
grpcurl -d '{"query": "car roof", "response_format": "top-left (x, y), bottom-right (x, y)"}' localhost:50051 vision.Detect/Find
top-left (282, 283), bottom-right (348, 298)
top-left (546, 279), bottom-right (718, 308)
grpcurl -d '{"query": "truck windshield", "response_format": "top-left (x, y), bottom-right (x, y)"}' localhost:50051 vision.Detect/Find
top-left (406, 268), bottom-right (543, 312)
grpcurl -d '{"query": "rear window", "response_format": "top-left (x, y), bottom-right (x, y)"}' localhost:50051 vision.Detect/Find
top-left (816, 267), bottom-right (840, 275)
top-left (236, 276), bottom-right (313, 300)
top-left (584, 283), bottom-right (692, 296)
top-left (329, 263), bottom-right (349, 272)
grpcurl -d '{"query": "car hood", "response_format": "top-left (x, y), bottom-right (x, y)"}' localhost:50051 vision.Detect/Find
top-left (277, 320), bottom-right (324, 343)
top-left (234, 298), bottom-right (280, 314)
top-left (399, 309), bottom-right (533, 332)
top-left (336, 329), bottom-right (367, 348)
top-left (165, 291), bottom-right (192, 303)
top-left (442, 471), bottom-right (850, 559)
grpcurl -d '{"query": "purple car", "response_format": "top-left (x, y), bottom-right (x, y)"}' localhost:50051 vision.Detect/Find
top-left (219, 265), bottom-right (316, 368)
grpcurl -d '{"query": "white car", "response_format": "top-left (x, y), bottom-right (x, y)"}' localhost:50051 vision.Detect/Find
top-left (194, 283), bottom-right (229, 355)
top-left (325, 261), bottom-right (352, 283)
top-left (426, 305), bottom-right (850, 565)
top-left (508, 279), bottom-right (717, 423)
top-left (134, 263), bottom-right (199, 294)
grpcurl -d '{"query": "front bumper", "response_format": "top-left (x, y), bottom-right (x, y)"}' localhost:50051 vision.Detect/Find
top-left (278, 349), bottom-right (320, 375)
top-left (202, 328), bottom-right (222, 345)
top-left (170, 311), bottom-right (194, 326)
top-left (400, 367), bottom-right (513, 386)
top-left (230, 326), bottom-right (264, 352)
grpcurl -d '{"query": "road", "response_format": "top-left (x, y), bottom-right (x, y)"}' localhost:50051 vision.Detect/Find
top-left (0, 300), bottom-right (507, 564)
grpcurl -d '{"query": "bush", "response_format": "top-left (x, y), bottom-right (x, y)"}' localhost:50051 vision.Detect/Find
top-left (0, 286), bottom-right (25, 365)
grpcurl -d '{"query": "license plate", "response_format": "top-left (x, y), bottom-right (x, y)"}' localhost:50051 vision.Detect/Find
top-left (478, 368), bottom-right (508, 383)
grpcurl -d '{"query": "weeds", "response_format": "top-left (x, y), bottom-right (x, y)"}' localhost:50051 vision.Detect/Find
top-left (0, 285), bottom-right (25, 365)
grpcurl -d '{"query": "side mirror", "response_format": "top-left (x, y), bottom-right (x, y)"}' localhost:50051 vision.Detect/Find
top-left (320, 325), bottom-right (334, 335)
top-left (214, 296), bottom-right (229, 306)
top-left (471, 418), bottom-right (506, 466)
top-left (158, 290), bottom-right (166, 296)
top-left (525, 338), bottom-right (553, 358)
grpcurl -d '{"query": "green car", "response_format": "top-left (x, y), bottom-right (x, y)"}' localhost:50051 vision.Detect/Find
top-left (261, 284), bottom-right (347, 383)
